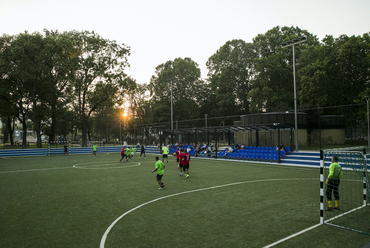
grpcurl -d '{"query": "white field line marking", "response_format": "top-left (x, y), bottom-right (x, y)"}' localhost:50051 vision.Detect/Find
top-left (73, 162), bottom-right (140, 170)
top-left (1, 155), bottom-right (47, 160)
top-left (193, 156), bottom-right (320, 171)
top-left (0, 153), bottom-right (112, 160)
top-left (100, 178), bottom-right (317, 248)
top-left (0, 161), bottom-right (139, 174)
top-left (325, 204), bottom-right (367, 223)
top-left (263, 223), bottom-right (322, 248)
top-left (0, 167), bottom-right (71, 174)
top-left (264, 203), bottom-right (369, 248)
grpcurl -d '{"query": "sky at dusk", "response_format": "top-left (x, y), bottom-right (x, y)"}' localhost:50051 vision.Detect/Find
top-left (1, 0), bottom-right (369, 84)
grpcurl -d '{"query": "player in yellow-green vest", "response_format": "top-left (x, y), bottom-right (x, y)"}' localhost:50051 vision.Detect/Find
top-left (132, 147), bottom-right (137, 159)
top-left (126, 147), bottom-right (132, 160)
top-left (93, 144), bottom-right (97, 157)
top-left (151, 156), bottom-right (165, 189)
top-left (325, 155), bottom-right (343, 211)
top-left (162, 145), bottom-right (169, 164)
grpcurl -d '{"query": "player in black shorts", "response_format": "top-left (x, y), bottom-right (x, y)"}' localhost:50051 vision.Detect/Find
top-left (139, 145), bottom-right (146, 160)
top-left (120, 147), bottom-right (128, 163)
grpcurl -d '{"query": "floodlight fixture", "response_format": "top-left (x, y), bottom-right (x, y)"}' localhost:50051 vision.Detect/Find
top-left (280, 36), bottom-right (307, 151)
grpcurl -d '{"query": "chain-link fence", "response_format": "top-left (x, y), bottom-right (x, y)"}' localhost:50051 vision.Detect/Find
top-left (1, 103), bottom-right (368, 150)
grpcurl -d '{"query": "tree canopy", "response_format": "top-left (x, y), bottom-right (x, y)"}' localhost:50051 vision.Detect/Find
top-left (1, 26), bottom-right (369, 145)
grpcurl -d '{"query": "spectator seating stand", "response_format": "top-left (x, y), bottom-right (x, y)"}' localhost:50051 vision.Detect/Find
top-left (166, 144), bottom-right (289, 163)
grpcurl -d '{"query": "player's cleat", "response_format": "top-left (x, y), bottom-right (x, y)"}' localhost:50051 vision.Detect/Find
top-left (158, 187), bottom-right (164, 190)
top-left (179, 174), bottom-right (182, 176)
top-left (325, 207), bottom-right (334, 211)
top-left (185, 174), bottom-right (189, 179)
top-left (334, 207), bottom-right (340, 210)
top-left (162, 183), bottom-right (165, 187)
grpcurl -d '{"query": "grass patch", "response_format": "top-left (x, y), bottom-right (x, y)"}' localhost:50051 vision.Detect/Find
top-left (0, 153), bottom-right (369, 247)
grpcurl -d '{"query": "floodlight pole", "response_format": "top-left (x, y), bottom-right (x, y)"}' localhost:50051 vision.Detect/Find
top-left (171, 79), bottom-right (173, 130)
top-left (205, 114), bottom-right (208, 143)
top-left (281, 37), bottom-right (307, 152)
top-left (366, 96), bottom-right (370, 148)
top-left (166, 78), bottom-right (176, 131)
top-left (293, 44), bottom-right (298, 152)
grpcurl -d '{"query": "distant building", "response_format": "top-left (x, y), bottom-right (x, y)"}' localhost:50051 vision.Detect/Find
top-left (235, 112), bottom-right (345, 147)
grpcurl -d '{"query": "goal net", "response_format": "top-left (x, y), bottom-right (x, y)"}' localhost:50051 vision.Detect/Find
top-left (320, 147), bottom-right (370, 235)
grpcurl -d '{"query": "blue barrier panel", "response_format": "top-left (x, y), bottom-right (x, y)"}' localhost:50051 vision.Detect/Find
top-left (70, 147), bottom-right (94, 155)
top-left (49, 148), bottom-right (66, 155)
top-left (0, 146), bottom-right (162, 158)
top-left (0, 148), bottom-right (48, 157)
top-left (98, 147), bottom-right (122, 153)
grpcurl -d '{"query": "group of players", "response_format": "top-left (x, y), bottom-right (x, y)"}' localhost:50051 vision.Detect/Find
top-left (117, 144), bottom-right (190, 190)
top-left (174, 147), bottom-right (191, 178)
top-left (119, 145), bottom-right (146, 162)
top-left (151, 146), bottom-right (191, 190)
top-left (159, 145), bottom-right (190, 178)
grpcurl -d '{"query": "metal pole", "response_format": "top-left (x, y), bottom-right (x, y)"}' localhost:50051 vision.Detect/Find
top-left (293, 44), bottom-right (298, 152)
top-left (120, 122), bottom-right (121, 145)
top-left (171, 79), bottom-right (173, 130)
top-left (280, 37), bottom-right (306, 152)
top-left (205, 114), bottom-right (208, 144)
top-left (366, 96), bottom-right (370, 148)
top-left (368, 99), bottom-right (370, 148)
top-left (319, 107), bottom-right (321, 151)
top-left (222, 121), bottom-right (225, 142)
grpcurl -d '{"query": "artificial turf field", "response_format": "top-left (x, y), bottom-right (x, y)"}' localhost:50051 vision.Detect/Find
top-left (0, 152), bottom-right (369, 248)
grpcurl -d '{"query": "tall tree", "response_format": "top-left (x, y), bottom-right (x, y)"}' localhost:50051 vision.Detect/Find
top-left (70, 31), bottom-right (135, 147)
top-left (299, 33), bottom-right (370, 107)
top-left (148, 57), bottom-right (204, 125)
top-left (0, 33), bottom-right (42, 147)
top-left (42, 30), bottom-right (79, 143)
top-left (207, 39), bottom-right (256, 116)
top-left (0, 31), bottom-right (79, 147)
top-left (249, 26), bottom-right (319, 113)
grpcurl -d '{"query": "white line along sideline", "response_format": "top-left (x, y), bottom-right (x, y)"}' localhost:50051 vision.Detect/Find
top-left (100, 178), bottom-right (317, 248)
top-left (73, 161), bottom-right (140, 169)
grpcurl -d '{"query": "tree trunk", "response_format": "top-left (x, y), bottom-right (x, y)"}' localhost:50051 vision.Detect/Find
top-left (21, 118), bottom-right (27, 147)
top-left (74, 127), bottom-right (77, 141)
top-left (36, 118), bottom-right (42, 148)
top-left (81, 117), bottom-right (88, 147)
top-left (49, 104), bottom-right (57, 143)
top-left (87, 129), bottom-right (91, 142)
top-left (4, 117), bottom-right (10, 143)
top-left (9, 118), bottom-right (14, 145)
top-left (31, 100), bottom-right (42, 148)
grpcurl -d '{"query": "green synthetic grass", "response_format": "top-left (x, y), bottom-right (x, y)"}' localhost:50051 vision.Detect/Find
top-left (0, 153), bottom-right (369, 248)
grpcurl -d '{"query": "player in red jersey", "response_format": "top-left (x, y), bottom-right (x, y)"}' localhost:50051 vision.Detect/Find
top-left (183, 149), bottom-right (191, 179)
top-left (119, 146), bottom-right (128, 163)
top-left (179, 149), bottom-right (185, 176)
top-left (175, 147), bottom-right (180, 168)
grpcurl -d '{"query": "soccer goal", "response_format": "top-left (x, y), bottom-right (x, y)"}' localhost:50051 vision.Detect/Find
top-left (320, 147), bottom-right (370, 235)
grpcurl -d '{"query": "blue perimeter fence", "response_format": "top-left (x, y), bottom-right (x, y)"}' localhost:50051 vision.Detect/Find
top-left (0, 146), bottom-right (161, 157)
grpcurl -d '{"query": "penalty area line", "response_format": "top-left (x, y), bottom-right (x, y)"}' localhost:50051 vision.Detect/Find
top-left (263, 223), bottom-right (322, 248)
top-left (0, 167), bottom-right (71, 174)
top-left (100, 178), bottom-right (317, 248)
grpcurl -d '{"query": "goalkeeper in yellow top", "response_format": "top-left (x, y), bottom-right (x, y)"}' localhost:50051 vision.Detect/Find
top-left (325, 155), bottom-right (343, 211)
top-left (162, 145), bottom-right (170, 164)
